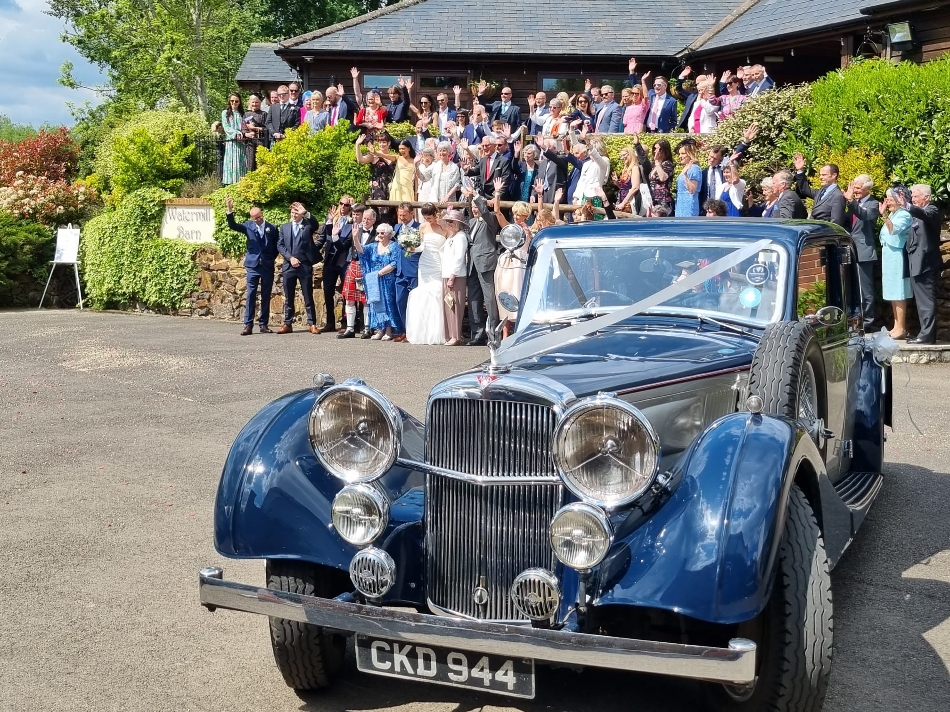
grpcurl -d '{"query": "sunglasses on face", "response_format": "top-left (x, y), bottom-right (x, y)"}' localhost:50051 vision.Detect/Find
top-left (278, 92), bottom-right (288, 97)
top-left (289, 89), bottom-right (299, 93)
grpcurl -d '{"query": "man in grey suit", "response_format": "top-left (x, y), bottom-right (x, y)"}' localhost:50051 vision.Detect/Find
top-left (463, 188), bottom-right (500, 345)
top-left (793, 154), bottom-right (848, 228)
top-left (900, 184), bottom-right (943, 344)
top-left (771, 171), bottom-right (807, 219)
top-left (593, 86), bottom-right (622, 134)
top-left (844, 175), bottom-right (881, 328)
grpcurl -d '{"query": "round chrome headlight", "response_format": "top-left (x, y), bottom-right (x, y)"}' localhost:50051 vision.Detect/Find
top-left (332, 485), bottom-right (389, 546)
top-left (550, 503), bottom-right (611, 570)
top-left (553, 396), bottom-right (660, 508)
top-left (349, 547), bottom-right (396, 599)
top-left (309, 382), bottom-right (401, 483)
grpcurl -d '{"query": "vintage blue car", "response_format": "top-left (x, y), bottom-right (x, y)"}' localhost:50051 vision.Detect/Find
top-left (200, 219), bottom-right (893, 712)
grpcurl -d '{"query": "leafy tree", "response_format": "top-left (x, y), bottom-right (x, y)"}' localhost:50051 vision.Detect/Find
top-left (50, 0), bottom-right (265, 116)
top-left (260, 0), bottom-right (385, 43)
top-left (0, 116), bottom-right (37, 143)
top-left (111, 128), bottom-right (194, 199)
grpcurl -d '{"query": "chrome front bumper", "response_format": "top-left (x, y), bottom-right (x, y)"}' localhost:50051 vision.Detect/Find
top-left (199, 567), bottom-right (756, 685)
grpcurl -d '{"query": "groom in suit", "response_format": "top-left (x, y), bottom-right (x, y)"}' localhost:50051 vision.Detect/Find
top-left (225, 196), bottom-right (278, 335)
top-left (392, 202), bottom-right (421, 342)
top-left (276, 201), bottom-right (321, 334)
top-left (793, 154), bottom-right (847, 228)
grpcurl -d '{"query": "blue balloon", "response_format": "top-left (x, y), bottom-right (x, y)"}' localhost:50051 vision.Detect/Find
top-left (739, 287), bottom-right (762, 308)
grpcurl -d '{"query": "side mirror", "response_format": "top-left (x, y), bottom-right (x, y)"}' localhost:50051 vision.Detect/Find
top-left (499, 224), bottom-right (526, 252)
top-left (813, 305), bottom-right (844, 326)
top-left (498, 292), bottom-right (520, 313)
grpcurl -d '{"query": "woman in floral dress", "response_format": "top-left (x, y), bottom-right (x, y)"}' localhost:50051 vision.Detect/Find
top-left (647, 139), bottom-right (674, 214)
top-left (221, 93), bottom-right (247, 185)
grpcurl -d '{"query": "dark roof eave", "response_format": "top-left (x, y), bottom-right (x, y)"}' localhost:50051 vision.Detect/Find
top-left (275, 47), bottom-right (679, 60)
top-left (687, 16), bottom-right (876, 56)
top-left (860, 0), bottom-right (942, 15)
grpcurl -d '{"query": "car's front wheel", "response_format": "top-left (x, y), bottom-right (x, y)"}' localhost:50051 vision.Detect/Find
top-left (706, 485), bottom-right (833, 712)
top-left (266, 560), bottom-right (346, 692)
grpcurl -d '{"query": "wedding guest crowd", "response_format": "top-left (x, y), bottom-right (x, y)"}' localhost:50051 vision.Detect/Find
top-left (218, 57), bottom-right (942, 345)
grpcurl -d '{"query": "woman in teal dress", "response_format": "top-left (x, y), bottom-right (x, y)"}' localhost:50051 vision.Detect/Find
top-left (879, 186), bottom-right (913, 339)
top-left (221, 93), bottom-right (247, 185)
top-left (353, 222), bottom-right (402, 340)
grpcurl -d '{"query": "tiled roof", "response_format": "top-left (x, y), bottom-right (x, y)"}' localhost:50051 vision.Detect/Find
top-left (696, 0), bottom-right (871, 51)
top-left (280, 0), bottom-right (745, 56)
top-left (235, 43), bottom-right (298, 83)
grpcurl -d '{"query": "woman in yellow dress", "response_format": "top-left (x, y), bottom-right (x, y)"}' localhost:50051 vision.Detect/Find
top-left (389, 139), bottom-right (417, 202)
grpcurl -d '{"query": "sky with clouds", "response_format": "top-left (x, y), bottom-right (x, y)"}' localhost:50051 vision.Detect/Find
top-left (0, 0), bottom-right (105, 128)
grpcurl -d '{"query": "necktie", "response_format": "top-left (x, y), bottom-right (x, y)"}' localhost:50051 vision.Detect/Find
top-left (330, 105), bottom-right (338, 126)
top-left (817, 187), bottom-right (826, 202)
top-left (501, 102), bottom-right (509, 115)
top-left (485, 156), bottom-right (491, 181)
top-left (258, 225), bottom-right (263, 240)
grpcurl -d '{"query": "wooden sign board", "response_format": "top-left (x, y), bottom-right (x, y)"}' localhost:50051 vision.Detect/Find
top-left (160, 204), bottom-right (216, 244)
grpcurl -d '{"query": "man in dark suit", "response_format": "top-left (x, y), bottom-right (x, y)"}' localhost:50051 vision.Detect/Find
top-left (315, 194), bottom-right (355, 333)
top-left (644, 76), bottom-right (679, 133)
top-left (771, 171), bottom-right (808, 219)
top-left (901, 184), bottom-right (943, 344)
top-left (744, 65), bottom-right (775, 96)
top-left (276, 201), bottom-right (321, 334)
top-left (464, 188), bottom-right (501, 345)
top-left (793, 155), bottom-right (848, 228)
top-left (391, 202), bottom-right (421, 342)
top-left (671, 67), bottom-right (698, 132)
top-left (264, 85), bottom-right (300, 146)
top-left (225, 196), bottom-right (278, 335)
top-left (698, 146), bottom-right (727, 206)
top-left (477, 84), bottom-right (521, 132)
top-left (288, 82), bottom-right (304, 110)
top-left (843, 175), bottom-right (881, 328)
top-left (594, 86), bottom-right (622, 134)
top-left (467, 136), bottom-right (511, 200)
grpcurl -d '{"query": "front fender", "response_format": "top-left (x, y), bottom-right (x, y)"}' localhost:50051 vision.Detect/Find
top-left (595, 412), bottom-right (825, 624)
top-left (213, 388), bottom-right (427, 603)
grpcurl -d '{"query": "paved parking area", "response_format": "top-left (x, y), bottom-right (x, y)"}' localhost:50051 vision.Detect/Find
top-left (1, 309), bottom-right (948, 711)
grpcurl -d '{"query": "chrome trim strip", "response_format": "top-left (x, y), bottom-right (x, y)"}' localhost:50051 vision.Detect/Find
top-left (425, 597), bottom-right (529, 625)
top-left (616, 366), bottom-right (751, 396)
top-left (396, 458), bottom-right (560, 484)
top-left (200, 571), bottom-right (756, 685)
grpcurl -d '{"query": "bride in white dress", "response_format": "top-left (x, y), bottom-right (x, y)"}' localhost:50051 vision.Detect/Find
top-left (406, 204), bottom-right (447, 345)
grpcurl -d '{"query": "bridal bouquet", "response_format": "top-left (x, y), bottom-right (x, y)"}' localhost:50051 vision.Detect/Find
top-left (397, 226), bottom-right (421, 257)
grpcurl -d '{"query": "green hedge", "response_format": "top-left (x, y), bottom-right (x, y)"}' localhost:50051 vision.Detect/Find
top-left (0, 213), bottom-right (53, 301)
top-left (80, 188), bottom-right (201, 310)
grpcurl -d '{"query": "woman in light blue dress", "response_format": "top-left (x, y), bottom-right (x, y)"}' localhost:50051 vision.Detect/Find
top-left (220, 93), bottom-right (247, 185)
top-left (353, 222), bottom-right (402, 339)
top-left (879, 186), bottom-right (913, 338)
top-left (674, 141), bottom-right (702, 217)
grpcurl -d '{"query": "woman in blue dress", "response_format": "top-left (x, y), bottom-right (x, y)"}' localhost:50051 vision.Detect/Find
top-left (879, 186), bottom-right (913, 339)
top-left (353, 222), bottom-right (402, 340)
top-left (674, 140), bottom-right (702, 217)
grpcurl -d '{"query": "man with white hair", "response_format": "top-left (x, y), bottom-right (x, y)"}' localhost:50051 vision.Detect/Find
top-left (745, 65), bottom-right (774, 96)
top-left (844, 174), bottom-right (881, 327)
top-left (645, 76), bottom-right (678, 133)
top-left (771, 170), bottom-right (807, 219)
top-left (899, 184), bottom-right (943, 344)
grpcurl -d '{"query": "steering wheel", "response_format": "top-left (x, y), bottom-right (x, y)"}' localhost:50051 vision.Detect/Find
top-left (569, 290), bottom-right (636, 309)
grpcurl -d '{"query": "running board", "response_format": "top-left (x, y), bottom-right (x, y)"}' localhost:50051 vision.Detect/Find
top-left (834, 471), bottom-right (883, 533)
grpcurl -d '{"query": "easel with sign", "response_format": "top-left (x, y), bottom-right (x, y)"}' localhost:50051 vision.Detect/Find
top-left (38, 225), bottom-right (84, 310)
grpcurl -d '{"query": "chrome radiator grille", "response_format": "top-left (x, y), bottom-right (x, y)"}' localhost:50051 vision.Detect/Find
top-left (426, 477), bottom-right (562, 620)
top-left (425, 398), bottom-right (557, 478)
top-left (425, 398), bottom-right (562, 620)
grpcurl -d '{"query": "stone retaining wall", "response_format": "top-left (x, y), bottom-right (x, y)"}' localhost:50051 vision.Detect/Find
top-left (176, 247), bottom-right (333, 326)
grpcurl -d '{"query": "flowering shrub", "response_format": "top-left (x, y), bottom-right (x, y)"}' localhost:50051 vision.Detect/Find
top-left (0, 128), bottom-right (80, 184)
top-left (0, 171), bottom-right (96, 225)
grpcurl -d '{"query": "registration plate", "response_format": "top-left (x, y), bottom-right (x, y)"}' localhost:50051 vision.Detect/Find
top-left (355, 635), bottom-right (535, 699)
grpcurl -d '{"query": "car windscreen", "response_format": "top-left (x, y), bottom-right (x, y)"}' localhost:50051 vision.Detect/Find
top-left (516, 239), bottom-right (787, 330)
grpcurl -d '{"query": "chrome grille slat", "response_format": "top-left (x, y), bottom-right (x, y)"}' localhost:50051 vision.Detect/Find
top-left (426, 398), bottom-right (562, 620)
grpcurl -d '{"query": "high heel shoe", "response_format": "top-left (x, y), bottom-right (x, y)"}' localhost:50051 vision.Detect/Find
top-left (889, 330), bottom-right (909, 340)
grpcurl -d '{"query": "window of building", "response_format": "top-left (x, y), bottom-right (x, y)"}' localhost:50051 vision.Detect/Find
top-left (361, 74), bottom-right (405, 92)
top-left (540, 76), bottom-right (629, 93)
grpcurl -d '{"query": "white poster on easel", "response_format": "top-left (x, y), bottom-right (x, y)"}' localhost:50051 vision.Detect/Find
top-left (40, 225), bottom-right (84, 310)
top-left (54, 227), bottom-right (81, 264)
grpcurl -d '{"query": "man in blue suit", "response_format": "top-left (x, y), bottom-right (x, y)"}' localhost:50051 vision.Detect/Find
top-left (594, 85), bottom-right (622, 133)
top-left (644, 76), bottom-right (679, 133)
top-left (392, 202), bottom-right (421, 341)
top-left (226, 196), bottom-right (278, 335)
top-left (276, 201), bottom-right (321, 334)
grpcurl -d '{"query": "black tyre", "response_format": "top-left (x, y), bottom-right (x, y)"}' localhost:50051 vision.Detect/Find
top-left (707, 486), bottom-right (834, 712)
top-left (266, 560), bottom-right (345, 691)
top-left (749, 322), bottom-right (825, 430)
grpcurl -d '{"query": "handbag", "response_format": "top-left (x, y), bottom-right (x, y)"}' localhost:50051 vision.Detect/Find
top-left (637, 165), bottom-right (654, 217)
